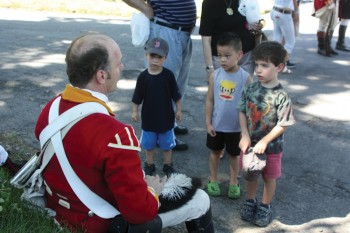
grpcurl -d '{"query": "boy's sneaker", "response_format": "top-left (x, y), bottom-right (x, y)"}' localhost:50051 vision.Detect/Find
top-left (240, 199), bottom-right (257, 221)
top-left (286, 60), bottom-right (296, 68)
top-left (144, 162), bottom-right (156, 176)
top-left (253, 203), bottom-right (272, 227)
top-left (163, 163), bottom-right (175, 177)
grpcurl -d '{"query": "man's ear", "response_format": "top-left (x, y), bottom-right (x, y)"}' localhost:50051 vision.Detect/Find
top-left (96, 70), bottom-right (107, 84)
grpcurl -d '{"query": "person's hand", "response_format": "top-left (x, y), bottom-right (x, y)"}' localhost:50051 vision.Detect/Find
top-left (239, 135), bottom-right (251, 154)
top-left (145, 174), bottom-right (167, 195)
top-left (253, 139), bottom-right (268, 154)
top-left (207, 124), bottom-right (216, 137)
top-left (250, 19), bottom-right (265, 31)
top-left (175, 110), bottom-right (182, 122)
top-left (132, 111), bottom-right (139, 122)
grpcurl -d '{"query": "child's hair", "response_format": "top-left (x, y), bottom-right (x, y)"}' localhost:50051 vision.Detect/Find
top-left (216, 32), bottom-right (242, 52)
top-left (253, 41), bottom-right (287, 66)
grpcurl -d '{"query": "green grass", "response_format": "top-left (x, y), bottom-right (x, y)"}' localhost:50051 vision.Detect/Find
top-left (0, 169), bottom-right (71, 233)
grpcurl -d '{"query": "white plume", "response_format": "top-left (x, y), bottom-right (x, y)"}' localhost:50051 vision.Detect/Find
top-left (160, 173), bottom-right (192, 200)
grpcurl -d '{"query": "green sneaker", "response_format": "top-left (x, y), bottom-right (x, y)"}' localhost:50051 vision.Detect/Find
top-left (228, 184), bottom-right (240, 199)
top-left (207, 181), bottom-right (221, 196)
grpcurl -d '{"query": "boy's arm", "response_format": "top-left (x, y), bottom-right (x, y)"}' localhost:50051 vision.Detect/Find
top-left (239, 112), bottom-right (251, 153)
top-left (132, 103), bottom-right (140, 122)
top-left (205, 72), bottom-right (215, 136)
top-left (254, 125), bottom-right (287, 154)
top-left (175, 99), bottom-right (182, 122)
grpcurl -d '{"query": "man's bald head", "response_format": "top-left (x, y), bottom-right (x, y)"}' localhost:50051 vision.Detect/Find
top-left (65, 33), bottom-right (116, 88)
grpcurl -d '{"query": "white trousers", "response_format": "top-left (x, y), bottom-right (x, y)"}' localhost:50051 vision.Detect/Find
top-left (270, 9), bottom-right (296, 54)
top-left (159, 189), bottom-right (211, 228)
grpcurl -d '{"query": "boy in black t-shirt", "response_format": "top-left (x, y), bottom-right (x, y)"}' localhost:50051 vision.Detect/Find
top-left (132, 38), bottom-right (182, 177)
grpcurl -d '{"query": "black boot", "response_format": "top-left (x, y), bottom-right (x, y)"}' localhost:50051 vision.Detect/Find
top-left (336, 25), bottom-right (350, 51)
top-left (328, 30), bottom-right (338, 55)
top-left (317, 31), bottom-right (331, 57)
top-left (185, 207), bottom-right (215, 233)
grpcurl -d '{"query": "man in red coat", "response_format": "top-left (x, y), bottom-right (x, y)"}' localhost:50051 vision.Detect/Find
top-left (35, 33), bottom-right (214, 233)
top-left (336, 0), bottom-right (350, 51)
top-left (313, 0), bottom-right (339, 56)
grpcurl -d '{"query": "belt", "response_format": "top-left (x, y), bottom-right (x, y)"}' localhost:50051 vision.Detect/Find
top-left (273, 6), bottom-right (292, 14)
top-left (150, 18), bottom-right (193, 32)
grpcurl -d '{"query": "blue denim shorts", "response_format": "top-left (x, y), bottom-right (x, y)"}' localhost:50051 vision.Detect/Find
top-left (140, 129), bottom-right (176, 151)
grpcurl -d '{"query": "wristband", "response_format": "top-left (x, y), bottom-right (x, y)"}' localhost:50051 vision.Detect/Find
top-left (206, 65), bottom-right (214, 71)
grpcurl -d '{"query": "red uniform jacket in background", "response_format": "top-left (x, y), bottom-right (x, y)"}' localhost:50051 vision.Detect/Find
top-left (314, 0), bottom-right (332, 11)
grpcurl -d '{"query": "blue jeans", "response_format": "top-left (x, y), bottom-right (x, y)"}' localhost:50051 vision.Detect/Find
top-left (149, 18), bottom-right (193, 105)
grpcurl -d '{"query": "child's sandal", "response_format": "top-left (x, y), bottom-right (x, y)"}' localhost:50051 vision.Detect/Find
top-left (207, 181), bottom-right (221, 196)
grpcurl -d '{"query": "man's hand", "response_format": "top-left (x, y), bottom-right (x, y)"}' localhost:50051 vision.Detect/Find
top-left (145, 174), bottom-right (167, 195)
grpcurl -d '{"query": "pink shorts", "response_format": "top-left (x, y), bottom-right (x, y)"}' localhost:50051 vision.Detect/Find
top-left (239, 152), bottom-right (283, 179)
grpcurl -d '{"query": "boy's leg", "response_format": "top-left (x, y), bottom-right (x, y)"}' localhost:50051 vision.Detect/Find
top-left (206, 150), bottom-right (221, 197)
top-left (239, 150), bottom-right (259, 221)
top-left (226, 132), bottom-right (241, 198)
top-left (145, 150), bottom-right (155, 165)
top-left (144, 149), bottom-right (156, 176)
top-left (158, 130), bottom-right (176, 177)
top-left (163, 150), bottom-right (172, 165)
top-left (209, 150), bottom-right (221, 182)
top-left (246, 180), bottom-right (259, 200)
top-left (206, 132), bottom-right (224, 197)
top-left (140, 130), bottom-right (157, 176)
top-left (227, 155), bottom-right (240, 199)
top-left (162, 149), bottom-right (175, 177)
top-left (262, 178), bottom-right (276, 205)
top-left (252, 153), bottom-right (282, 227)
top-left (253, 177), bottom-right (275, 227)
top-left (228, 155), bottom-right (239, 185)
top-left (240, 180), bottom-right (258, 221)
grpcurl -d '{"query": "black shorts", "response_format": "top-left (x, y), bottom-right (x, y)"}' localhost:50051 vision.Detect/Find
top-left (206, 131), bottom-right (241, 156)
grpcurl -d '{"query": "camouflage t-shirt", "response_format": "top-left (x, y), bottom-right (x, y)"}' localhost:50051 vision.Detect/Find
top-left (237, 81), bottom-right (295, 154)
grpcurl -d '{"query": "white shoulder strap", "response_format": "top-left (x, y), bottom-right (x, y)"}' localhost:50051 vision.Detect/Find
top-left (41, 97), bottom-right (120, 219)
top-left (39, 97), bottom-right (109, 149)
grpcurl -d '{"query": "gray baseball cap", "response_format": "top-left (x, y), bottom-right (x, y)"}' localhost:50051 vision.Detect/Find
top-left (144, 38), bottom-right (169, 57)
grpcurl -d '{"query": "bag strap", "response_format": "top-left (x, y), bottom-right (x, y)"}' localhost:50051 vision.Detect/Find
top-left (45, 97), bottom-right (120, 219)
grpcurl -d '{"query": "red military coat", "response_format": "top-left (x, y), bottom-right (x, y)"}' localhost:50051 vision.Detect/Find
top-left (314, 0), bottom-right (333, 11)
top-left (35, 85), bottom-right (159, 233)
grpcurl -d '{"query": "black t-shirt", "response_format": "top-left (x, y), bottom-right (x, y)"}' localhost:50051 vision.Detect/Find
top-left (199, 0), bottom-right (255, 55)
top-left (132, 68), bottom-right (182, 133)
